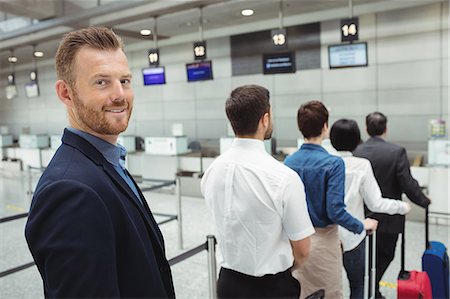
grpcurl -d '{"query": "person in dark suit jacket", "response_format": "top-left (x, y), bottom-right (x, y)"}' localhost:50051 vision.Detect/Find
top-left (25, 27), bottom-right (175, 298)
top-left (353, 112), bottom-right (430, 299)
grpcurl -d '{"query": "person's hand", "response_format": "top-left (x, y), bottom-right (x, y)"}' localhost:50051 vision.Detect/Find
top-left (402, 202), bottom-right (411, 215)
top-left (363, 218), bottom-right (378, 234)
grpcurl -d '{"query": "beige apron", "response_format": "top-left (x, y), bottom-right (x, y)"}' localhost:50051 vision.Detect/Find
top-left (292, 225), bottom-right (343, 299)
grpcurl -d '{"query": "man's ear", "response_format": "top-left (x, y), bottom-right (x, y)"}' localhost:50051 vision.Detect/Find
top-left (55, 80), bottom-right (74, 108)
top-left (261, 112), bottom-right (270, 128)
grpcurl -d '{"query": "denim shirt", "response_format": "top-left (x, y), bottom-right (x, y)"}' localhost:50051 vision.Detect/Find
top-left (285, 143), bottom-right (363, 234)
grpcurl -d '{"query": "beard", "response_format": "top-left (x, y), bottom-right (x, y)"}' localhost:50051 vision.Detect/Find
top-left (71, 89), bottom-right (132, 136)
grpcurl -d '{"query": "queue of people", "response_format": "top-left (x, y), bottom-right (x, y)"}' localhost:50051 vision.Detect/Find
top-left (23, 26), bottom-right (430, 299)
top-left (202, 90), bottom-right (430, 299)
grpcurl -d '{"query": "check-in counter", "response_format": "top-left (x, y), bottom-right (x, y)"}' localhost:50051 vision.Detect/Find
top-left (410, 166), bottom-right (449, 224)
top-left (41, 148), bottom-right (57, 168)
top-left (0, 134), bottom-right (13, 147)
top-left (15, 148), bottom-right (42, 169)
top-left (19, 134), bottom-right (49, 149)
top-left (128, 152), bottom-right (179, 181)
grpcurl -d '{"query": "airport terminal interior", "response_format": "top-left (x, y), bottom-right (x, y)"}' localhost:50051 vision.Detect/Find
top-left (0, 0), bottom-right (449, 298)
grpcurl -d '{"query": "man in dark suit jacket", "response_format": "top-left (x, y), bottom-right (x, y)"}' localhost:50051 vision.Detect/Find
top-left (353, 112), bottom-right (430, 299)
top-left (25, 27), bottom-right (175, 298)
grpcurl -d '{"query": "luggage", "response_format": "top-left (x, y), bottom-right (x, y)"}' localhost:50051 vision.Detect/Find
top-left (364, 231), bottom-right (376, 299)
top-left (422, 207), bottom-right (450, 299)
top-left (397, 224), bottom-right (433, 299)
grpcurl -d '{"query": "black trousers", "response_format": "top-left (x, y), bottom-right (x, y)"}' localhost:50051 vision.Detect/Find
top-left (217, 267), bottom-right (300, 299)
top-left (368, 231), bottom-right (399, 298)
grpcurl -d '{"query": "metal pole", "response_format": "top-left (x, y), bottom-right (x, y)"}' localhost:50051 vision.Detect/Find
top-left (207, 235), bottom-right (217, 299)
top-left (176, 176), bottom-right (183, 249)
top-left (364, 234), bottom-right (369, 299)
top-left (153, 16), bottom-right (158, 49)
top-left (371, 231), bottom-right (376, 299)
top-left (27, 165), bottom-right (33, 200)
top-left (278, 0), bottom-right (283, 29)
top-left (348, 0), bottom-right (353, 19)
top-left (199, 7), bottom-right (204, 41)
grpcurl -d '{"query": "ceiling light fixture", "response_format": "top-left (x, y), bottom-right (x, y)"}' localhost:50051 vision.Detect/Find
top-left (241, 9), bottom-right (254, 16)
top-left (8, 56), bottom-right (18, 63)
top-left (33, 51), bottom-right (44, 57)
top-left (140, 29), bottom-right (152, 36)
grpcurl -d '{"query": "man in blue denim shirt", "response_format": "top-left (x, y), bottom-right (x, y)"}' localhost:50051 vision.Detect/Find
top-left (286, 101), bottom-right (378, 299)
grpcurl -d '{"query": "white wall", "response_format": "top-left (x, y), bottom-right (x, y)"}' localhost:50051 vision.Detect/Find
top-left (0, 2), bottom-right (448, 153)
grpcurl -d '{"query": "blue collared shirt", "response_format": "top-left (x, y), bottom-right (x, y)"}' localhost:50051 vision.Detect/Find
top-left (66, 127), bottom-right (142, 204)
top-left (285, 143), bottom-right (363, 234)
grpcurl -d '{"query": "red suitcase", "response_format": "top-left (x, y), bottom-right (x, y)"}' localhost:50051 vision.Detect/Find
top-left (397, 231), bottom-right (433, 299)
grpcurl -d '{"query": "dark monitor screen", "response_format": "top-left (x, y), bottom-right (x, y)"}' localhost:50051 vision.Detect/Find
top-left (142, 67), bottom-right (166, 85)
top-left (263, 52), bottom-right (296, 74)
top-left (328, 42), bottom-right (368, 69)
top-left (186, 61), bottom-right (213, 82)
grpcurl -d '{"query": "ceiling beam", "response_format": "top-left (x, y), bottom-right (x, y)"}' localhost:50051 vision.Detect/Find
top-left (0, 0), bottom-right (56, 20)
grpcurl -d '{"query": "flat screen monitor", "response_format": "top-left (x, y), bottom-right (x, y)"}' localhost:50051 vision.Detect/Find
top-left (328, 42), bottom-right (368, 69)
top-left (263, 52), bottom-right (296, 74)
top-left (142, 67), bottom-right (166, 85)
top-left (186, 61), bottom-right (213, 82)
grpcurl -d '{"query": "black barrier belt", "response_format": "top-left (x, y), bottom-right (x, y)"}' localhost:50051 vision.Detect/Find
top-left (154, 213), bottom-right (178, 225)
top-left (134, 177), bottom-right (176, 184)
top-left (0, 262), bottom-right (35, 278)
top-left (1, 241), bottom-right (208, 278)
top-left (0, 212), bottom-right (29, 224)
top-left (140, 181), bottom-right (176, 192)
top-left (157, 216), bottom-right (178, 225)
top-left (168, 242), bottom-right (207, 266)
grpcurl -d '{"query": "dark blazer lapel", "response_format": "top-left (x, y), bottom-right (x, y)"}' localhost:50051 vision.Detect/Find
top-left (103, 157), bottom-right (163, 251)
top-left (125, 169), bottom-right (166, 249)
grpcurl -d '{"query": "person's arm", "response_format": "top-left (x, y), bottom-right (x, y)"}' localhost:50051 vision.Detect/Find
top-left (290, 238), bottom-right (311, 268)
top-left (25, 180), bottom-right (119, 298)
top-left (326, 158), bottom-right (364, 234)
top-left (362, 160), bottom-right (411, 215)
top-left (282, 172), bottom-right (315, 268)
top-left (396, 148), bottom-right (430, 208)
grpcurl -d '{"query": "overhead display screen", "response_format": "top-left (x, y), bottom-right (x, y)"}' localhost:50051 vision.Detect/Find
top-left (142, 67), bottom-right (166, 85)
top-left (263, 52), bottom-right (296, 74)
top-left (186, 61), bottom-right (213, 82)
top-left (328, 42), bottom-right (368, 69)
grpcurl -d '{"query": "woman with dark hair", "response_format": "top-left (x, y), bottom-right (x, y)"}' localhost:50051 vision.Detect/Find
top-left (330, 118), bottom-right (411, 299)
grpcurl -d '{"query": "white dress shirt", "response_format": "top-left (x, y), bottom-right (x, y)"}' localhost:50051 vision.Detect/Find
top-left (337, 151), bottom-right (409, 252)
top-left (201, 138), bottom-right (314, 277)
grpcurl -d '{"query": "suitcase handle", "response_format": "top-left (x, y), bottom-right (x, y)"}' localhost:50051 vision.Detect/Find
top-left (425, 206), bottom-right (430, 249)
top-left (364, 231), bottom-right (377, 299)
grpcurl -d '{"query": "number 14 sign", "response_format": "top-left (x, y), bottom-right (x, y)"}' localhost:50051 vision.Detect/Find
top-left (341, 17), bottom-right (359, 42)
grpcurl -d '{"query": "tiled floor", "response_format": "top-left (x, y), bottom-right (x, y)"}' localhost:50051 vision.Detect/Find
top-left (0, 168), bottom-right (448, 299)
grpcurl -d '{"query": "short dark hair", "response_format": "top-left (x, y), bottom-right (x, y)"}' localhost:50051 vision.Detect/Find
top-left (225, 85), bottom-right (270, 136)
top-left (55, 26), bottom-right (124, 88)
top-left (297, 100), bottom-right (328, 138)
top-left (366, 112), bottom-right (387, 136)
top-left (330, 119), bottom-right (361, 152)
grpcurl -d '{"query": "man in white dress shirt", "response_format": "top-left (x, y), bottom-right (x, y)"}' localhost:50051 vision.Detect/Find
top-left (201, 85), bottom-right (314, 298)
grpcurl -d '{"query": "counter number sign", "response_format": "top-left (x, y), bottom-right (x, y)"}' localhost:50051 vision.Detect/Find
top-left (341, 17), bottom-right (359, 42)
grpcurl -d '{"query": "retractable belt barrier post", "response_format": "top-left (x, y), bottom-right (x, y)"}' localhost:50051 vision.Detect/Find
top-left (207, 235), bottom-right (217, 299)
